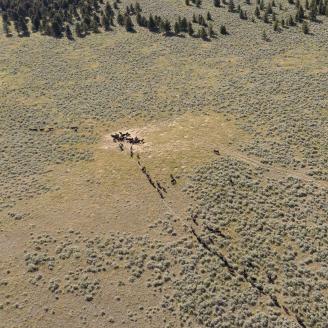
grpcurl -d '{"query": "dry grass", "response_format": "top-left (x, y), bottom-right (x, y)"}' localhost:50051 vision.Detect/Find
top-left (1, 0), bottom-right (328, 327)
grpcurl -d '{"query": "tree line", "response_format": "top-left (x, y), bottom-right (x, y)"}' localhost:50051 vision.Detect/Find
top-left (1, 0), bottom-right (228, 40)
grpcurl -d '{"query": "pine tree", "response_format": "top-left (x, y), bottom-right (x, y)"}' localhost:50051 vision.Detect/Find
top-left (174, 21), bottom-right (180, 34)
top-left (135, 2), bottom-right (142, 13)
top-left (255, 6), bottom-right (261, 17)
top-left (130, 4), bottom-right (135, 15)
top-left (214, 0), bottom-right (221, 7)
top-left (186, 0), bottom-right (190, 5)
top-left (309, 6), bottom-right (317, 21)
top-left (91, 18), bottom-right (100, 33)
top-left (240, 9), bottom-right (247, 19)
top-left (117, 12), bottom-right (124, 25)
top-left (32, 15), bottom-right (41, 32)
top-left (105, 2), bottom-right (114, 18)
top-left (220, 24), bottom-right (227, 34)
top-left (65, 25), bottom-right (73, 39)
top-left (75, 22), bottom-right (83, 37)
top-left (180, 17), bottom-right (188, 31)
top-left (260, 0), bottom-right (265, 10)
top-left (196, 0), bottom-right (202, 7)
top-left (124, 15), bottom-right (134, 32)
top-left (198, 27), bottom-right (207, 39)
top-left (188, 22), bottom-right (194, 35)
top-left (273, 20), bottom-right (279, 30)
top-left (2, 19), bottom-right (10, 37)
top-left (125, 6), bottom-right (131, 16)
top-left (262, 30), bottom-right (268, 40)
top-left (228, 0), bottom-right (235, 12)
top-left (102, 15), bottom-right (111, 30)
top-left (208, 23), bottom-right (215, 37)
top-left (51, 14), bottom-right (63, 37)
top-left (305, 0), bottom-right (309, 9)
top-left (207, 12), bottom-right (212, 20)
top-left (295, 5), bottom-right (304, 21)
top-left (288, 15), bottom-right (295, 26)
top-left (148, 15), bottom-right (157, 31)
top-left (302, 20), bottom-right (309, 33)
top-left (136, 13), bottom-right (142, 26)
top-left (263, 11), bottom-right (269, 23)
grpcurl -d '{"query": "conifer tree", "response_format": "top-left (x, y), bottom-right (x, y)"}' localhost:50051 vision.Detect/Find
top-left (102, 15), bottom-right (111, 30)
top-left (161, 19), bottom-right (171, 35)
top-left (147, 15), bottom-right (157, 31)
top-left (302, 20), bottom-right (309, 33)
top-left (295, 5), bottom-right (304, 21)
top-left (198, 26), bottom-right (207, 39)
top-left (188, 22), bottom-right (194, 35)
top-left (65, 25), bottom-right (73, 39)
top-left (91, 18), bottom-right (100, 33)
top-left (180, 17), bottom-right (188, 31)
top-left (51, 14), bottom-right (63, 37)
top-left (117, 12), bottom-right (124, 25)
top-left (174, 21), bottom-right (180, 34)
top-left (214, 0), bottom-right (221, 7)
top-left (124, 15), bottom-right (134, 32)
top-left (2, 19), bottom-right (10, 37)
top-left (260, 0), bottom-right (265, 10)
top-left (32, 15), bottom-right (41, 32)
top-left (75, 22), bottom-right (83, 37)
top-left (208, 23), bottom-right (215, 37)
top-left (309, 4), bottom-right (317, 20)
top-left (220, 24), bottom-right (227, 34)
top-left (136, 13), bottom-right (142, 26)
top-left (263, 11), bottom-right (269, 23)
top-left (255, 6), bottom-right (261, 17)
top-left (273, 20), bottom-right (279, 30)
top-left (228, 0), bottom-right (235, 12)
top-left (305, 0), bottom-right (310, 9)
top-left (135, 2), bottom-right (142, 13)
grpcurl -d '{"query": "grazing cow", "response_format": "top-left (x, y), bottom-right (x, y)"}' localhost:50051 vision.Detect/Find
top-left (213, 149), bottom-right (220, 155)
top-left (170, 174), bottom-right (177, 185)
top-left (157, 182), bottom-right (167, 193)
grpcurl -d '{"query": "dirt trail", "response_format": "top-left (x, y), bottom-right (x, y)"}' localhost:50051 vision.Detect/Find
top-left (219, 146), bottom-right (328, 189)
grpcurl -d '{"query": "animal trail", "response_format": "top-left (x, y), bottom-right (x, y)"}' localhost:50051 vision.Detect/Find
top-left (190, 224), bottom-right (308, 328)
top-left (111, 133), bottom-right (173, 200)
